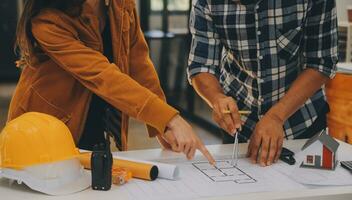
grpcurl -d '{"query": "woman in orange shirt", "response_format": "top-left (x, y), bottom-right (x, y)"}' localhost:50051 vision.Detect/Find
top-left (10, 0), bottom-right (214, 164)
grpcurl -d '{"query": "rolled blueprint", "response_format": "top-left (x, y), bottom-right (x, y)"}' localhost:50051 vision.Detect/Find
top-left (78, 153), bottom-right (158, 181)
top-left (113, 156), bottom-right (179, 180)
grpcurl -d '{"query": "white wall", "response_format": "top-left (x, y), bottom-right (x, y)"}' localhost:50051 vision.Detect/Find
top-left (336, 0), bottom-right (352, 22)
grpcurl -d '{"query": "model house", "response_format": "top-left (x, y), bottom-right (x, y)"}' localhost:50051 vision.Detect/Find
top-left (300, 130), bottom-right (339, 170)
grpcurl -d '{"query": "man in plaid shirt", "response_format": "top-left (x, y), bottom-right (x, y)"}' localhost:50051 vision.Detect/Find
top-left (187, 0), bottom-right (338, 166)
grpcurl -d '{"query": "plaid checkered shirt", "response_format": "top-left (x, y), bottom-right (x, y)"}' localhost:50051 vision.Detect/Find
top-left (187, 0), bottom-right (338, 140)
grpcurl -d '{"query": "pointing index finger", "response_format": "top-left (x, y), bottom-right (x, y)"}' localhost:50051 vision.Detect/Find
top-left (197, 142), bottom-right (216, 165)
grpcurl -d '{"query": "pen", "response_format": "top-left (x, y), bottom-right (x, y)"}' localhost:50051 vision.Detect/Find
top-left (222, 110), bottom-right (250, 167)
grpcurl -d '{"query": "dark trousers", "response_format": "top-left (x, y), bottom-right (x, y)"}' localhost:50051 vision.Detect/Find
top-left (221, 113), bottom-right (328, 144)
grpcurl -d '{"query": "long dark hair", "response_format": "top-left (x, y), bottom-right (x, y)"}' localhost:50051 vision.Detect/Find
top-left (15, 0), bottom-right (86, 66)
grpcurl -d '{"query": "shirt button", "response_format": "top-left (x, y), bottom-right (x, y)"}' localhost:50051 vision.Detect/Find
top-left (259, 55), bottom-right (263, 60)
top-left (256, 5), bottom-right (260, 10)
top-left (257, 31), bottom-right (261, 35)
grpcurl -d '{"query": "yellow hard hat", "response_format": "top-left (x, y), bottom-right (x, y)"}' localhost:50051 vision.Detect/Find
top-left (0, 112), bottom-right (80, 170)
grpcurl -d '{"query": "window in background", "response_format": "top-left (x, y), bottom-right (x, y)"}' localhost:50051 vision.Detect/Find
top-left (338, 22), bottom-right (352, 62)
top-left (148, 0), bottom-right (190, 33)
top-left (151, 0), bottom-right (189, 11)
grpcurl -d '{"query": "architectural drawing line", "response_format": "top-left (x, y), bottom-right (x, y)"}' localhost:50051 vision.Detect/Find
top-left (192, 160), bottom-right (257, 183)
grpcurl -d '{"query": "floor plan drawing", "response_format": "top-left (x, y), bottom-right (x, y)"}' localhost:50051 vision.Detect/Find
top-left (192, 160), bottom-right (257, 184)
top-left (114, 158), bottom-right (306, 200)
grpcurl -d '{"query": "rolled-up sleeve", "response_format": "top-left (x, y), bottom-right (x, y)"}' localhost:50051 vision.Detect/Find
top-left (303, 0), bottom-right (338, 79)
top-left (187, 0), bottom-right (222, 84)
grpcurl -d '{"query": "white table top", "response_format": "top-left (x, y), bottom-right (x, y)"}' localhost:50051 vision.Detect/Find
top-left (1, 139), bottom-right (352, 200)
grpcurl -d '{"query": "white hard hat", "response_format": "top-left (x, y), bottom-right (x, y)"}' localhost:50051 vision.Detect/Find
top-left (0, 158), bottom-right (90, 195)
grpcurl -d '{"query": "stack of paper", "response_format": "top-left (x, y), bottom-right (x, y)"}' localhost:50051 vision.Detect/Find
top-left (337, 62), bottom-right (352, 74)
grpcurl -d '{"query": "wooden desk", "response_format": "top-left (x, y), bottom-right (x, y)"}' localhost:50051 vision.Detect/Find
top-left (326, 65), bottom-right (352, 144)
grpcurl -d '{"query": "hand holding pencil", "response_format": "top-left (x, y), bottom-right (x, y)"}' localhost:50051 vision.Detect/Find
top-left (211, 94), bottom-right (245, 136)
top-left (211, 94), bottom-right (250, 167)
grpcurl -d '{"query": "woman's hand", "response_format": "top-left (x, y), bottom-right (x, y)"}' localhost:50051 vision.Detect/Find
top-left (247, 113), bottom-right (284, 166)
top-left (156, 134), bottom-right (172, 150)
top-left (211, 93), bottom-right (242, 135)
top-left (162, 115), bottom-right (216, 165)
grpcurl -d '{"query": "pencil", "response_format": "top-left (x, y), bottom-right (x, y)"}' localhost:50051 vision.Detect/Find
top-left (222, 110), bottom-right (251, 115)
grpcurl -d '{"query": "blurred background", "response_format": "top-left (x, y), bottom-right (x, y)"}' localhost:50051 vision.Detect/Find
top-left (0, 0), bottom-right (352, 150)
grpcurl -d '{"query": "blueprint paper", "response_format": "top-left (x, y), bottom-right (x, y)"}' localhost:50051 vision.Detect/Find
top-left (192, 160), bottom-right (257, 183)
top-left (115, 157), bottom-right (306, 200)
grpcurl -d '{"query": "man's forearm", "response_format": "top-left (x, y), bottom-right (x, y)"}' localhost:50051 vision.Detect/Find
top-left (192, 72), bottom-right (242, 133)
top-left (267, 68), bottom-right (330, 122)
top-left (192, 73), bottom-right (225, 107)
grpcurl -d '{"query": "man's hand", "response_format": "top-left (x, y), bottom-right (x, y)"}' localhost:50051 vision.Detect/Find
top-left (191, 73), bottom-right (242, 136)
top-left (162, 115), bottom-right (216, 165)
top-left (247, 113), bottom-right (284, 166)
top-left (211, 93), bottom-right (242, 136)
top-left (247, 69), bottom-right (331, 167)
